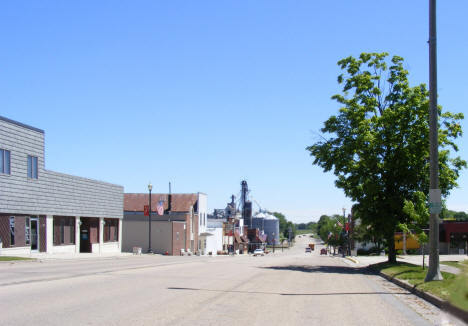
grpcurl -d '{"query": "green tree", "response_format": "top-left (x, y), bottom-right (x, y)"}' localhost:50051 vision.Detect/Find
top-left (401, 191), bottom-right (429, 264)
top-left (284, 221), bottom-right (296, 239)
top-left (307, 53), bottom-right (466, 263)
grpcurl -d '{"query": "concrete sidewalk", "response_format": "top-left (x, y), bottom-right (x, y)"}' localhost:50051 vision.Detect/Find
top-left (0, 251), bottom-right (134, 261)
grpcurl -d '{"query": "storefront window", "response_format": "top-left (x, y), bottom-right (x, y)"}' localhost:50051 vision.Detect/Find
top-left (9, 217), bottom-right (15, 246)
top-left (104, 218), bottom-right (119, 242)
top-left (25, 217), bottom-right (30, 245)
top-left (53, 216), bottom-right (75, 245)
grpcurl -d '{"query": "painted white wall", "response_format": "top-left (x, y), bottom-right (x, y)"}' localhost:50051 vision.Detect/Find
top-left (51, 245), bottom-right (76, 254)
top-left (205, 227), bottom-right (223, 255)
top-left (0, 246), bottom-right (31, 256)
top-left (92, 243), bottom-right (100, 253)
top-left (197, 193), bottom-right (207, 234)
top-left (101, 242), bottom-right (120, 253)
top-left (118, 219), bottom-right (122, 251)
top-left (99, 218), bottom-right (104, 254)
top-left (46, 215), bottom-right (53, 253)
top-left (75, 217), bottom-right (80, 254)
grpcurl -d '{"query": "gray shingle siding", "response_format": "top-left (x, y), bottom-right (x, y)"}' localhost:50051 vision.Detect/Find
top-left (0, 117), bottom-right (123, 218)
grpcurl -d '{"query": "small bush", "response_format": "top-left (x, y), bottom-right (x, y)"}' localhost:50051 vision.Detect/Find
top-left (357, 247), bottom-right (382, 256)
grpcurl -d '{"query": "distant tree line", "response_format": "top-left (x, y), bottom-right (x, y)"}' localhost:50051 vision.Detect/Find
top-left (441, 209), bottom-right (468, 221)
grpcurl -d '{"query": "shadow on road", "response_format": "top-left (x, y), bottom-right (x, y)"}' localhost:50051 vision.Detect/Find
top-left (261, 265), bottom-right (371, 275)
top-left (167, 286), bottom-right (408, 297)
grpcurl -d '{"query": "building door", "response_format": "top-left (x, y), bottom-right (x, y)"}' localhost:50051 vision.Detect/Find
top-left (80, 220), bottom-right (91, 253)
top-left (30, 218), bottom-right (39, 252)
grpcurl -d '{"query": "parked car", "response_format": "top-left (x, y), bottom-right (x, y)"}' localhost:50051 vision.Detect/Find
top-left (320, 248), bottom-right (327, 255)
top-left (305, 247), bottom-right (312, 253)
top-left (253, 249), bottom-right (265, 256)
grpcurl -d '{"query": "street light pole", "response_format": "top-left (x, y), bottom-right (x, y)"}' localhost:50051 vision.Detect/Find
top-left (425, 0), bottom-right (443, 282)
top-left (342, 208), bottom-right (346, 257)
top-left (147, 182), bottom-right (153, 254)
top-left (347, 213), bottom-right (351, 256)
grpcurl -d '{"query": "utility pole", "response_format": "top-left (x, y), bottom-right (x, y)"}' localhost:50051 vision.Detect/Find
top-left (425, 0), bottom-right (443, 282)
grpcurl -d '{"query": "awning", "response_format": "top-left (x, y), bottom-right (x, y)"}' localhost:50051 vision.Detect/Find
top-left (199, 232), bottom-right (214, 237)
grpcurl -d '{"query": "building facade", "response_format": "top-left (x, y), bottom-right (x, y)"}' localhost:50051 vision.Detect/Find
top-left (0, 116), bottom-right (124, 255)
top-left (123, 193), bottom-right (207, 255)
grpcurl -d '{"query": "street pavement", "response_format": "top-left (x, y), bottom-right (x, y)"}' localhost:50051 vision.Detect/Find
top-left (0, 236), bottom-right (466, 326)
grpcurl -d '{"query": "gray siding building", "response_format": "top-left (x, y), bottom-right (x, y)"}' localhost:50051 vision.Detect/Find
top-left (0, 116), bottom-right (124, 255)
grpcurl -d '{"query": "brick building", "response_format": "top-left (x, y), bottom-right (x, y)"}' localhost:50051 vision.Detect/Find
top-left (122, 193), bottom-right (207, 255)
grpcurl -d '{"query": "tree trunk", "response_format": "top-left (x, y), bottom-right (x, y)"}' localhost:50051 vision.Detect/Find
top-left (386, 230), bottom-right (397, 263)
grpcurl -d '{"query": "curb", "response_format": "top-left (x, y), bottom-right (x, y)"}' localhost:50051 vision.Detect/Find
top-left (369, 266), bottom-right (468, 324)
top-left (345, 256), bottom-right (359, 264)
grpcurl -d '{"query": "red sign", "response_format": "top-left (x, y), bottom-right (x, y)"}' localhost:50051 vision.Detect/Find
top-left (345, 223), bottom-right (350, 232)
top-left (144, 205), bottom-right (149, 216)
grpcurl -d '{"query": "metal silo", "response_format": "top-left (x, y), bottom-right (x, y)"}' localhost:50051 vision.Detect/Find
top-left (252, 212), bottom-right (266, 232)
top-left (264, 213), bottom-right (279, 245)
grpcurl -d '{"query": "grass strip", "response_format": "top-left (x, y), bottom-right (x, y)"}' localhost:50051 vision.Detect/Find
top-left (0, 256), bottom-right (35, 261)
top-left (440, 260), bottom-right (468, 268)
top-left (373, 261), bottom-right (467, 312)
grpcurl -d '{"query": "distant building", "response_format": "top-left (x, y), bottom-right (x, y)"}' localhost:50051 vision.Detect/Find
top-left (123, 193), bottom-right (209, 255)
top-left (0, 116), bottom-right (124, 256)
top-left (439, 221), bottom-right (468, 255)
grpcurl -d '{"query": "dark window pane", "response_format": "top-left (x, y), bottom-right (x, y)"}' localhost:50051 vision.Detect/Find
top-left (60, 219), bottom-right (64, 244)
top-left (114, 220), bottom-right (118, 241)
top-left (0, 149), bottom-right (4, 173)
top-left (70, 218), bottom-right (75, 244)
top-left (27, 156), bottom-right (32, 178)
top-left (33, 157), bottom-right (38, 178)
top-left (27, 155), bottom-right (38, 178)
top-left (5, 150), bottom-right (10, 174)
top-left (9, 217), bottom-right (15, 246)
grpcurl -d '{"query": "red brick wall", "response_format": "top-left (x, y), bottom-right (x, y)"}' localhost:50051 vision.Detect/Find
top-left (14, 216), bottom-right (26, 247)
top-left (0, 215), bottom-right (11, 248)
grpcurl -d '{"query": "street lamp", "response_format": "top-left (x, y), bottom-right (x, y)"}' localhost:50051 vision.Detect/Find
top-left (342, 207), bottom-right (346, 257)
top-left (147, 182), bottom-right (153, 254)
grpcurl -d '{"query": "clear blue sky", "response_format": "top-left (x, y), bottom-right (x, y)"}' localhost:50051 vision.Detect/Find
top-left (1, 1), bottom-right (467, 223)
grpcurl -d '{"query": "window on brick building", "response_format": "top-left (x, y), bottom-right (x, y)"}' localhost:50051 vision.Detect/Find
top-left (53, 217), bottom-right (75, 245)
top-left (25, 217), bottom-right (30, 245)
top-left (104, 218), bottom-right (119, 242)
top-left (9, 217), bottom-right (15, 246)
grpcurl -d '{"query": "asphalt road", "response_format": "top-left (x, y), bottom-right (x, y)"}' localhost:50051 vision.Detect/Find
top-left (1, 236), bottom-right (465, 326)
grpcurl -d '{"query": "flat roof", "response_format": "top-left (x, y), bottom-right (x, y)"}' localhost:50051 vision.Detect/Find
top-left (0, 115), bottom-right (44, 134)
